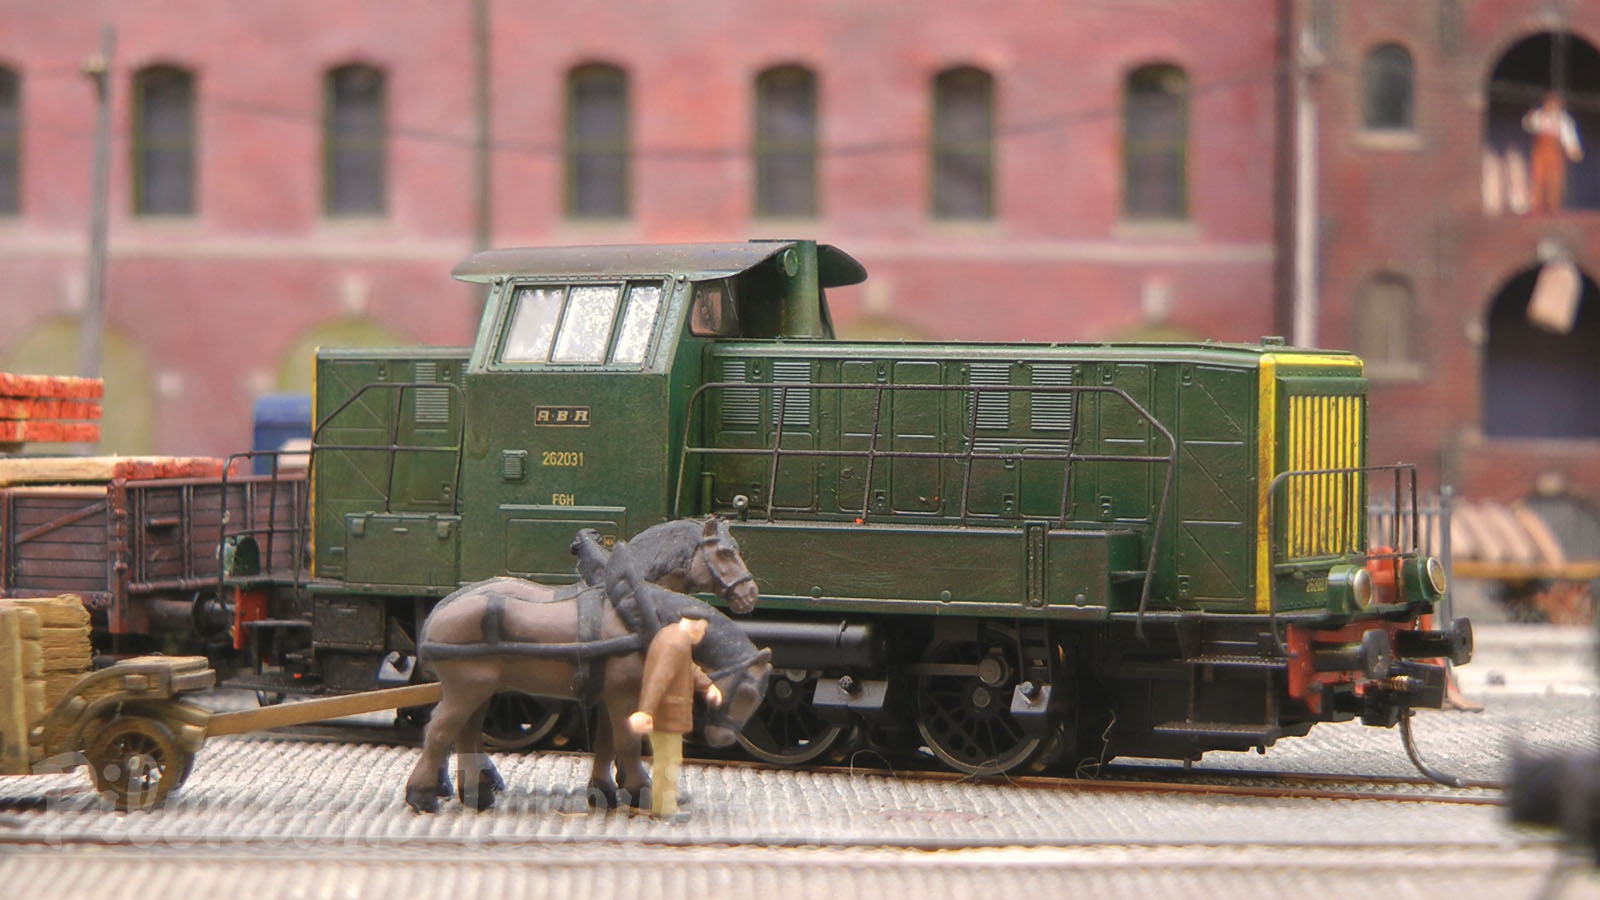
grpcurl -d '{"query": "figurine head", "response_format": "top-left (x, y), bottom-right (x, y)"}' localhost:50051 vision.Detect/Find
top-left (677, 607), bottom-right (709, 643)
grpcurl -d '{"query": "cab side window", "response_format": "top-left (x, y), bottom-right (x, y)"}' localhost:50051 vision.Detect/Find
top-left (689, 280), bottom-right (741, 337)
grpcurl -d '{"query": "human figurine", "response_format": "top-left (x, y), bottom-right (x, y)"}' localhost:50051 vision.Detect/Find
top-left (1523, 92), bottom-right (1584, 214)
top-left (628, 608), bottom-right (722, 819)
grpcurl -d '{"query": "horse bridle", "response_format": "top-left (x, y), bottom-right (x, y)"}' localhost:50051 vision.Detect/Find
top-left (704, 647), bottom-right (770, 729)
top-left (694, 532), bottom-right (755, 602)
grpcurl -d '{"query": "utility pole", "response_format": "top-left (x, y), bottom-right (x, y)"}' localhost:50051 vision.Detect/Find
top-left (472, 0), bottom-right (491, 253)
top-left (80, 25), bottom-right (114, 383)
top-left (1292, 24), bottom-right (1322, 349)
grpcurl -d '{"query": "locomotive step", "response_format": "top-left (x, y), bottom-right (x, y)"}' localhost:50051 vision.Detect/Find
top-left (1152, 720), bottom-right (1282, 741)
top-left (1179, 654), bottom-right (1285, 669)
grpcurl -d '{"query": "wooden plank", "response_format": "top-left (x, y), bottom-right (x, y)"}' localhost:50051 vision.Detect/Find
top-left (9, 542), bottom-right (109, 562)
top-left (13, 559), bottom-right (107, 578)
top-left (0, 456), bottom-right (224, 486)
top-left (0, 422), bottom-right (100, 443)
top-left (206, 683), bottom-right (443, 737)
top-left (9, 574), bottom-right (109, 592)
top-left (0, 607), bottom-right (36, 773)
top-left (0, 596), bottom-right (90, 628)
top-left (0, 398), bottom-right (103, 421)
top-left (0, 372), bottom-right (104, 401)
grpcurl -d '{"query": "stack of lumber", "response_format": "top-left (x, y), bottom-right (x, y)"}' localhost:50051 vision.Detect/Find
top-left (0, 373), bottom-right (104, 445)
top-left (0, 595), bottom-right (92, 773)
top-left (0, 455), bottom-right (225, 487)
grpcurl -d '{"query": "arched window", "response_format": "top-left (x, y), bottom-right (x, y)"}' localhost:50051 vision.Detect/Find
top-left (132, 65), bottom-right (195, 215)
top-left (565, 63), bottom-right (629, 218)
top-left (1355, 273), bottom-right (1417, 374)
top-left (1123, 64), bottom-right (1187, 220)
top-left (1362, 43), bottom-right (1414, 131)
top-left (930, 66), bottom-right (993, 219)
top-left (0, 67), bottom-right (18, 215)
top-left (325, 64), bottom-right (386, 216)
top-left (754, 65), bottom-right (817, 218)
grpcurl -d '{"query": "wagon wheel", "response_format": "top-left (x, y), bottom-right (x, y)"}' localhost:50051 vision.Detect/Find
top-left (735, 672), bottom-right (846, 765)
top-left (913, 637), bottom-right (1045, 775)
top-left (481, 692), bottom-right (565, 751)
top-left (85, 716), bottom-right (187, 811)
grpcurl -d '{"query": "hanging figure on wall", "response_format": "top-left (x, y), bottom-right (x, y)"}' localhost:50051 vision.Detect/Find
top-left (1523, 92), bottom-right (1585, 214)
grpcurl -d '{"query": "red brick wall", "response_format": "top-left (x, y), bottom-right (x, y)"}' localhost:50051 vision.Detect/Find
top-left (0, 1), bottom-right (1283, 455)
top-left (1309, 0), bottom-right (1600, 507)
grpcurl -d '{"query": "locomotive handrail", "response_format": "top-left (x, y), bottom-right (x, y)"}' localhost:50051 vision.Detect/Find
top-left (309, 380), bottom-right (468, 517)
top-left (675, 380), bottom-right (1177, 635)
top-left (1262, 462), bottom-right (1420, 654)
top-left (214, 381), bottom-right (466, 604)
top-left (216, 450), bottom-right (312, 602)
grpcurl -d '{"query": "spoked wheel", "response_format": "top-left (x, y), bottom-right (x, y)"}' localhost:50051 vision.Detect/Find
top-left (736, 672), bottom-right (846, 765)
top-left (914, 637), bottom-right (1045, 775)
top-left (85, 716), bottom-right (187, 811)
top-left (481, 692), bottom-right (565, 751)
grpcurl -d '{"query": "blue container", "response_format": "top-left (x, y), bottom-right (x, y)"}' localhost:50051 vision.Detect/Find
top-left (251, 393), bottom-right (312, 474)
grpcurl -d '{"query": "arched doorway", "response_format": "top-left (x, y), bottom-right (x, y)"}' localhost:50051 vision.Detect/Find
top-left (2, 319), bottom-right (156, 455)
top-left (275, 319), bottom-right (407, 394)
top-left (1484, 31), bottom-right (1600, 213)
top-left (1482, 264), bottom-right (1600, 438)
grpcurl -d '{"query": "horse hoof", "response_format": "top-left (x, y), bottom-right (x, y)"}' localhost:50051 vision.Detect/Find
top-left (460, 785), bottom-right (496, 811)
top-left (587, 782), bottom-right (619, 809)
top-left (484, 764), bottom-right (507, 793)
top-left (406, 787), bottom-right (441, 814)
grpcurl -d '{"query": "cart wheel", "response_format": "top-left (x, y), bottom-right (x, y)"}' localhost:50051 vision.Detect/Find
top-left (85, 716), bottom-right (184, 811)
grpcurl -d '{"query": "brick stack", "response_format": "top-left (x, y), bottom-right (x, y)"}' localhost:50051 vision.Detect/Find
top-left (0, 373), bottom-right (103, 445)
top-left (0, 595), bottom-right (93, 774)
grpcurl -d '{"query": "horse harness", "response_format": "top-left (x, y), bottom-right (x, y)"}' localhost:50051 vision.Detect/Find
top-left (696, 533), bottom-right (755, 602)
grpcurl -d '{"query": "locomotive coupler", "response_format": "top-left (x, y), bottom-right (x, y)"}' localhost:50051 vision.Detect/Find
top-left (1359, 659), bottom-right (1448, 726)
top-left (1393, 617), bottom-right (1474, 666)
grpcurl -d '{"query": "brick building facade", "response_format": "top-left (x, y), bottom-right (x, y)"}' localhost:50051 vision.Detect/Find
top-left (1300, 0), bottom-right (1600, 516)
top-left (0, 0), bottom-right (1282, 456)
top-left (0, 1), bottom-right (1595, 527)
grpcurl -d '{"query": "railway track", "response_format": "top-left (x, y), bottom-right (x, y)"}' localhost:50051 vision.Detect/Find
top-left (241, 715), bottom-right (1504, 807)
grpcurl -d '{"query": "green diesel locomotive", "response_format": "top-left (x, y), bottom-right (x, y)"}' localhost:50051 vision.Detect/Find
top-left (235, 239), bottom-right (1468, 775)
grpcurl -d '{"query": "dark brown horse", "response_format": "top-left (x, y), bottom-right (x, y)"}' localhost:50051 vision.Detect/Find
top-left (405, 539), bottom-right (771, 812)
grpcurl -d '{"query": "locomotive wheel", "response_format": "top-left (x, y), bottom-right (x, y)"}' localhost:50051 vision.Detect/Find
top-left (85, 716), bottom-right (186, 811)
top-left (914, 638), bottom-right (1045, 775)
top-left (481, 692), bottom-right (565, 751)
top-left (735, 672), bottom-right (846, 765)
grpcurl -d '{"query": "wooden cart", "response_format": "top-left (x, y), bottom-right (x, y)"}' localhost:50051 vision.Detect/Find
top-left (3, 595), bottom-right (439, 810)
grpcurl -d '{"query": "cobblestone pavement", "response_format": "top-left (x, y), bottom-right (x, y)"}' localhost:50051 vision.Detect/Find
top-left (2, 631), bottom-right (1598, 899)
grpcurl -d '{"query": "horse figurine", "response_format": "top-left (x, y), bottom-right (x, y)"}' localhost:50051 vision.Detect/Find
top-left (436, 516), bottom-right (760, 620)
top-left (575, 516), bottom-right (759, 615)
top-left (405, 538), bottom-right (772, 812)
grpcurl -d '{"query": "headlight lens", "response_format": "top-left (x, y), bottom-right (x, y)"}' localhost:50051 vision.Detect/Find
top-left (1401, 556), bottom-right (1448, 601)
top-left (1327, 564), bottom-right (1373, 611)
top-left (1426, 556), bottom-right (1447, 595)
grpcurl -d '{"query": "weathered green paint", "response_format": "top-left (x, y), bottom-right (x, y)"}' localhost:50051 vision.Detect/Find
top-left (309, 241), bottom-right (1375, 628)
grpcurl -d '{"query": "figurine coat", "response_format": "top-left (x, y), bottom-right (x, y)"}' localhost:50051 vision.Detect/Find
top-left (637, 622), bottom-right (714, 734)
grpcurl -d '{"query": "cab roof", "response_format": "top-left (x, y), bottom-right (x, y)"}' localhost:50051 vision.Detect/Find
top-left (451, 240), bottom-right (868, 287)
